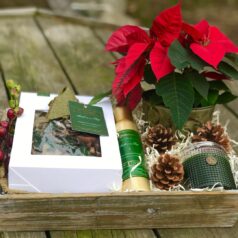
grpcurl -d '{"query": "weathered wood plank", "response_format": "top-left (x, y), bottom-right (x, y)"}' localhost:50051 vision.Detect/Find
top-left (0, 192), bottom-right (237, 231)
top-left (0, 16), bottom-right (71, 93)
top-left (50, 231), bottom-right (90, 238)
top-left (110, 230), bottom-right (125, 238)
top-left (227, 101), bottom-right (238, 118)
top-left (2, 232), bottom-right (46, 238)
top-left (123, 230), bottom-right (156, 238)
top-left (159, 221), bottom-right (238, 238)
top-left (91, 27), bottom-right (120, 60)
top-left (75, 231), bottom-right (93, 238)
top-left (218, 105), bottom-right (238, 152)
top-left (0, 0), bottom-right (49, 8)
top-left (50, 230), bottom-right (156, 238)
top-left (35, 15), bottom-right (115, 95)
top-left (225, 80), bottom-right (238, 117)
top-left (0, 70), bottom-right (9, 107)
top-left (92, 230), bottom-right (114, 238)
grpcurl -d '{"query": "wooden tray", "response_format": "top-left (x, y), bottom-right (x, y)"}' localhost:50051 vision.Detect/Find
top-left (0, 188), bottom-right (238, 231)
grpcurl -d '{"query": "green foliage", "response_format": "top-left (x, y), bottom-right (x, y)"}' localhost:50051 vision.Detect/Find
top-left (216, 92), bottom-right (237, 104)
top-left (144, 64), bottom-right (157, 84)
top-left (156, 73), bottom-right (194, 129)
top-left (142, 89), bottom-right (163, 106)
top-left (209, 81), bottom-right (230, 91)
top-left (143, 67), bottom-right (237, 129)
top-left (186, 70), bottom-right (209, 99)
top-left (218, 61), bottom-right (238, 80)
top-left (88, 90), bottom-right (112, 105)
top-left (168, 40), bottom-right (207, 71)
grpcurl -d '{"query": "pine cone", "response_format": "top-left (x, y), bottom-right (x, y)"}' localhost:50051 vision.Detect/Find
top-left (144, 124), bottom-right (176, 153)
top-left (192, 121), bottom-right (232, 153)
top-left (151, 154), bottom-right (184, 190)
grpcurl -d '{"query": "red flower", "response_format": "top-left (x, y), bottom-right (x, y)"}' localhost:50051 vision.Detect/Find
top-left (106, 25), bottom-right (151, 53)
top-left (150, 3), bottom-right (182, 46)
top-left (112, 43), bottom-right (147, 109)
top-left (182, 20), bottom-right (238, 68)
top-left (150, 42), bottom-right (174, 80)
top-left (106, 4), bottom-right (182, 109)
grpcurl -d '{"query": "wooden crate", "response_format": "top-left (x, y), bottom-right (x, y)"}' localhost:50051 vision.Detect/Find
top-left (0, 8), bottom-right (237, 233)
top-left (0, 190), bottom-right (237, 231)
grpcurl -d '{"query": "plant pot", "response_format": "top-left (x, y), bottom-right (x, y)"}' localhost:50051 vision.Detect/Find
top-left (142, 100), bottom-right (215, 131)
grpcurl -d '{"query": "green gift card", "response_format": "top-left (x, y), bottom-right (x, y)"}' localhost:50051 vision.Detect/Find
top-left (68, 101), bottom-right (108, 136)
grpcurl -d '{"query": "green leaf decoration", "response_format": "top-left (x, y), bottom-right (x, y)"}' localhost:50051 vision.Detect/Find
top-left (185, 70), bottom-right (209, 99)
top-left (216, 92), bottom-right (237, 104)
top-left (144, 64), bottom-right (157, 84)
top-left (218, 61), bottom-right (238, 80)
top-left (168, 40), bottom-right (207, 71)
top-left (142, 89), bottom-right (163, 106)
top-left (88, 90), bottom-right (112, 105)
top-left (47, 87), bottom-right (78, 121)
top-left (156, 73), bottom-right (194, 129)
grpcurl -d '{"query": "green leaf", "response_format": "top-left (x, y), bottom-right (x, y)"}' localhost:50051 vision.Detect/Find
top-left (216, 92), bottom-right (237, 104)
top-left (218, 61), bottom-right (238, 80)
top-left (142, 89), bottom-right (163, 106)
top-left (88, 90), bottom-right (112, 105)
top-left (226, 53), bottom-right (238, 63)
top-left (144, 64), bottom-right (157, 84)
top-left (223, 54), bottom-right (238, 70)
top-left (207, 90), bottom-right (219, 105)
top-left (193, 90), bottom-right (203, 107)
top-left (209, 81), bottom-right (230, 92)
top-left (168, 40), bottom-right (207, 71)
top-left (185, 70), bottom-right (209, 99)
top-left (201, 90), bottom-right (219, 106)
top-left (156, 73), bottom-right (194, 129)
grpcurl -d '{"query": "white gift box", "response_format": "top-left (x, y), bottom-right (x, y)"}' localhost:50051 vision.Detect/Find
top-left (9, 92), bottom-right (122, 193)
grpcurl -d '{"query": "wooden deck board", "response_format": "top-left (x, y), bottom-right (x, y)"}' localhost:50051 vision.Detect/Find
top-left (2, 232), bottom-right (46, 238)
top-left (50, 230), bottom-right (157, 238)
top-left (159, 221), bottom-right (238, 238)
top-left (0, 72), bottom-right (9, 108)
top-left (219, 105), bottom-right (238, 151)
top-left (227, 101), bottom-right (238, 118)
top-left (225, 80), bottom-right (238, 118)
top-left (35, 15), bottom-right (115, 96)
top-left (0, 15), bottom-right (71, 93)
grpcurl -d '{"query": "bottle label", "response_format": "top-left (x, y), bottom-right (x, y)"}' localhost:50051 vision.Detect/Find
top-left (118, 129), bottom-right (149, 181)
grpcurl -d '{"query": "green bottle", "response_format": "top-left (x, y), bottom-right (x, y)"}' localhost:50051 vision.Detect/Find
top-left (114, 107), bottom-right (150, 192)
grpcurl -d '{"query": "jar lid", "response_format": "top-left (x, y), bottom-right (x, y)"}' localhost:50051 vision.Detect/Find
top-left (180, 141), bottom-right (227, 162)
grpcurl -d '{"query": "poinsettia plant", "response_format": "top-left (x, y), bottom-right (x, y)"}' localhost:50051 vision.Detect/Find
top-left (91, 3), bottom-right (238, 129)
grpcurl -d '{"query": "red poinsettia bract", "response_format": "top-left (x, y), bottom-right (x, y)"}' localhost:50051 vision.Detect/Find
top-left (182, 20), bottom-right (238, 68)
top-left (106, 4), bottom-right (182, 109)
